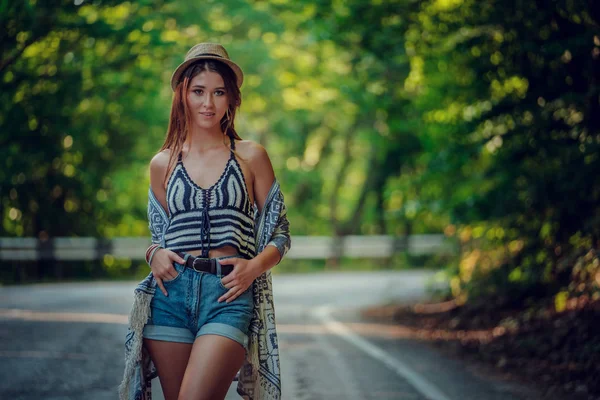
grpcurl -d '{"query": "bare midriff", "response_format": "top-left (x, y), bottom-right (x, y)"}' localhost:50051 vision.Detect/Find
top-left (185, 245), bottom-right (240, 259)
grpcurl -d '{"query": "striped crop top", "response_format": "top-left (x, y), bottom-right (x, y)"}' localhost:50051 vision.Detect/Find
top-left (163, 136), bottom-right (255, 259)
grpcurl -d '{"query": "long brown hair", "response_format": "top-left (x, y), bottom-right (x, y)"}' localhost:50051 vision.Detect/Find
top-left (160, 59), bottom-right (243, 187)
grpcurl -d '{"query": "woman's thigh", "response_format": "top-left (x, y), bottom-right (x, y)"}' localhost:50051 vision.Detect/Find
top-left (178, 335), bottom-right (246, 400)
top-left (143, 339), bottom-right (193, 400)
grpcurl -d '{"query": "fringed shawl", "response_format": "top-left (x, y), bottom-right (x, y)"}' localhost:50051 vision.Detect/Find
top-left (119, 179), bottom-right (291, 400)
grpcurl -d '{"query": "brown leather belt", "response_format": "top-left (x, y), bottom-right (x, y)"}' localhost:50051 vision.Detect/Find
top-left (176, 252), bottom-right (234, 276)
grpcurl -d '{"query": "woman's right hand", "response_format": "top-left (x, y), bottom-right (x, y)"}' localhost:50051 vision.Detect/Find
top-left (150, 248), bottom-right (185, 296)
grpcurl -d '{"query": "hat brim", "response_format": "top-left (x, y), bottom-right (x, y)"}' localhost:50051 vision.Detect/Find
top-left (170, 56), bottom-right (244, 92)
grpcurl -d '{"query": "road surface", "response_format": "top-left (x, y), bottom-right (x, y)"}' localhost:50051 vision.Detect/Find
top-left (0, 270), bottom-right (539, 399)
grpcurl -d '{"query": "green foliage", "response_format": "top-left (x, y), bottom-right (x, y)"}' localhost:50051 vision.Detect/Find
top-left (414, 0), bottom-right (599, 303)
top-left (0, 0), bottom-right (282, 239)
top-left (274, 0), bottom-right (599, 302)
top-left (2, 0), bottom-right (599, 303)
top-left (1, 1), bottom-right (181, 237)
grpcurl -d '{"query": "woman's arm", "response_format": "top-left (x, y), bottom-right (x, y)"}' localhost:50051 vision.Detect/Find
top-left (249, 142), bottom-right (276, 215)
top-left (149, 150), bottom-right (171, 216)
top-left (147, 150), bottom-right (172, 246)
top-left (246, 142), bottom-right (283, 272)
top-left (147, 150), bottom-right (185, 296)
top-left (218, 141), bottom-right (290, 302)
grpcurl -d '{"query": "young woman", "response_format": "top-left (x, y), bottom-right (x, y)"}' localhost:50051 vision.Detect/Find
top-left (119, 43), bottom-right (291, 400)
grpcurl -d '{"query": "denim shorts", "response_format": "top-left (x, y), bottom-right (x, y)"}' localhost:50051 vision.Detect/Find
top-left (142, 253), bottom-right (254, 349)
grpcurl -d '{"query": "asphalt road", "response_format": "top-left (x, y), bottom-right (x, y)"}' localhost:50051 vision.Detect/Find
top-left (0, 270), bottom-right (539, 400)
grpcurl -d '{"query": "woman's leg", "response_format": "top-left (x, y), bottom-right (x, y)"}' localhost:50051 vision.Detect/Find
top-left (178, 335), bottom-right (246, 400)
top-left (143, 339), bottom-right (193, 400)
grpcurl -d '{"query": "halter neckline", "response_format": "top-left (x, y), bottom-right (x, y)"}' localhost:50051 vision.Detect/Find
top-left (176, 136), bottom-right (236, 191)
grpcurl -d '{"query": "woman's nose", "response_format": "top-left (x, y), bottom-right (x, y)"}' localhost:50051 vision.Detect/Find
top-left (202, 93), bottom-right (215, 108)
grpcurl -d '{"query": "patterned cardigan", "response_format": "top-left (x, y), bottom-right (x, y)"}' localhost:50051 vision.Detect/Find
top-left (118, 179), bottom-right (291, 400)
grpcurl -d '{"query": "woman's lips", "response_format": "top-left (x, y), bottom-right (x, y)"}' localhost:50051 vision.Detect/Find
top-left (200, 112), bottom-right (215, 118)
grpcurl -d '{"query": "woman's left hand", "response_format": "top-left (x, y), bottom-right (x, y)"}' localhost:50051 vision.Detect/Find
top-left (217, 258), bottom-right (260, 303)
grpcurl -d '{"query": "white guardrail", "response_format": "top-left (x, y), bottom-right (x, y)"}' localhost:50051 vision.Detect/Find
top-left (0, 235), bottom-right (456, 261)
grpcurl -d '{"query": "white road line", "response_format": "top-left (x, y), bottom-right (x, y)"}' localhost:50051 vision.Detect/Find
top-left (309, 322), bottom-right (364, 400)
top-left (313, 305), bottom-right (453, 400)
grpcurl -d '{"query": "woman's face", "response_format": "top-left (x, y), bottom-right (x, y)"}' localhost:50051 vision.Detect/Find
top-left (186, 70), bottom-right (229, 132)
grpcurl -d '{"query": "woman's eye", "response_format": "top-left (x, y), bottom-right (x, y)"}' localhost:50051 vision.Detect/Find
top-left (194, 90), bottom-right (203, 95)
top-left (215, 90), bottom-right (225, 96)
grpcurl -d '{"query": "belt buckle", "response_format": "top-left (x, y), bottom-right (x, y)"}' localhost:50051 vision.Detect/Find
top-left (192, 257), bottom-right (211, 272)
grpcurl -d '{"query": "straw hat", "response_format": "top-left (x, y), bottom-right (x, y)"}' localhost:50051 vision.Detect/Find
top-left (170, 43), bottom-right (244, 91)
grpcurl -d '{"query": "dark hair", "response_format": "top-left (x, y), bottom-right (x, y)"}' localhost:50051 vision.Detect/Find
top-left (159, 59), bottom-right (243, 187)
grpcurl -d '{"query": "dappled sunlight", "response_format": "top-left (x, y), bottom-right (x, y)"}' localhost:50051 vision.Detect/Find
top-left (0, 309), bottom-right (128, 324)
top-left (2, 0), bottom-right (599, 396)
top-left (0, 308), bottom-right (497, 343)
top-left (277, 321), bottom-right (497, 343)
top-left (345, 322), bottom-right (496, 342)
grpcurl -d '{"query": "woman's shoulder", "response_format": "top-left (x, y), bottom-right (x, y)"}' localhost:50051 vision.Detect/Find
top-left (150, 149), bottom-right (172, 167)
top-left (235, 139), bottom-right (270, 164)
top-left (149, 149), bottom-right (176, 183)
top-left (235, 139), bottom-right (275, 184)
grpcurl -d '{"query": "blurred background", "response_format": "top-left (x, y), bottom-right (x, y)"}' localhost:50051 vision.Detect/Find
top-left (1, 1), bottom-right (599, 399)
